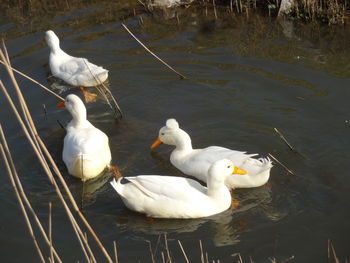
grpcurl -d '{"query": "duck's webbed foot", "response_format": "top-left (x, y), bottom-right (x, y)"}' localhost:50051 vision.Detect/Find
top-left (79, 86), bottom-right (97, 103)
top-left (230, 189), bottom-right (240, 209)
top-left (109, 165), bottom-right (122, 180)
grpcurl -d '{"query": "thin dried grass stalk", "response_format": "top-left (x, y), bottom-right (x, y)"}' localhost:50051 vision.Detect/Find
top-left (0, 44), bottom-right (114, 263)
top-left (178, 240), bottom-right (190, 263)
top-left (0, 124), bottom-right (63, 263)
top-left (122, 23), bottom-right (187, 80)
top-left (83, 59), bottom-right (123, 118)
top-left (0, 140), bottom-right (46, 263)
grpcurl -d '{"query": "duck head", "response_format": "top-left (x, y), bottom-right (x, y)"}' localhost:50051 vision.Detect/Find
top-left (150, 119), bottom-right (192, 150)
top-left (45, 30), bottom-right (60, 52)
top-left (209, 159), bottom-right (247, 182)
top-left (57, 94), bottom-right (87, 124)
top-left (207, 159), bottom-right (247, 195)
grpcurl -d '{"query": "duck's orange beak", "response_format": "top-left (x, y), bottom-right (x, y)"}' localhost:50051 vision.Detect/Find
top-left (233, 166), bottom-right (247, 175)
top-left (150, 137), bottom-right (163, 149)
top-left (56, 101), bottom-right (65, 107)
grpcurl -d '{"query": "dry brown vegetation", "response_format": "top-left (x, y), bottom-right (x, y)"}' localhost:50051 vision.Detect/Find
top-left (0, 0), bottom-right (348, 25)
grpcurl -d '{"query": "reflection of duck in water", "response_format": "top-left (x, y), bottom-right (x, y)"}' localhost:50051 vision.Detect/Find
top-left (45, 30), bottom-right (108, 103)
top-left (110, 159), bottom-right (246, 219)
top-left (113, 202), bottom-right (246, 247)
top-left (150, 119), bottom-right (273, 189)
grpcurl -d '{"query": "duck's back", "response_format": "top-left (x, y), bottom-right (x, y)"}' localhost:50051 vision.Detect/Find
top-left (50, 52), bottom-right (108, 87)
top-left (63, 123), bottom-right (111, 178)
top-left (113, 176), bottom-right (224, 218)
top-left (172, 146), bottom-right (255, 182)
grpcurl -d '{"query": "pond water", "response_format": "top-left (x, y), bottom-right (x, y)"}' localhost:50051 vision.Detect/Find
top-left (1, 1), bottom-right (350, 262)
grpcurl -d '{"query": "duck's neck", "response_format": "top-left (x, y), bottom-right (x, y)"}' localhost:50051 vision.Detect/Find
top-left (207, 176), bottom-right (226, 196)
top-left (49, 42), bottom-right (65, 56)
top-left (174, 130), bottom-right (193, 153)
top-left (69, 106), bottom-right (88, 128)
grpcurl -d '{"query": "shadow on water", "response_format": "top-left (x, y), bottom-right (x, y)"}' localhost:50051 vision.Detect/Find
top-left (0, 1), bottom-right (350, 262)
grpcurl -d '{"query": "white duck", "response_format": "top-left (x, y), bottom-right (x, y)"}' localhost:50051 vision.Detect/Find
top-left (57, 94), bottom-right (112, 181)
top-left (45, 30), bottom-right (108, 102)
top-left (150, 119), bottom-right (273, 189)
top-left (110, 159), bottom-right (246, 219)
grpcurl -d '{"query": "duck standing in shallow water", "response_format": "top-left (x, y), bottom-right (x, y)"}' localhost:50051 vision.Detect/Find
top-left (110, 159), bottom-right (246, 219)
top-left (57, 94), bottom-right (113, 181)
top-left (150, 119), bottom-right (273, 189)
top-left (45, 30), bottom-right (108, 103)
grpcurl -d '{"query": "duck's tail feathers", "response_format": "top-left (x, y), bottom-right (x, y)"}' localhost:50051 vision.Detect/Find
top-left (110, 178), bottom-right (124, 197)
top-left (257, 156), bottom-right (273, 170)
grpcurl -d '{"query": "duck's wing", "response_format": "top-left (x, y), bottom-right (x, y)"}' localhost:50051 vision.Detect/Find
top-left (126, 175), bottom-right (207, 201)
top-left (190, 146), bottom-right (258, 167)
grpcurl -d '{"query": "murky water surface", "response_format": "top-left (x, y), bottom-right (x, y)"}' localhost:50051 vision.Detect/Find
top-left (1, 2), bottom-right (350, 262)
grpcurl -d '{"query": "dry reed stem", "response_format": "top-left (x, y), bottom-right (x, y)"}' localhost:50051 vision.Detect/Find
top-left (49, 202), bottom-right (54, 263)
top-left (0, 124), bottom-right (63, 263)
top-left (0, 79), bottom-right (93, 263)
top-left (121, 23), bottom-right (187, 80)
top-left (274, 128), bottom-right (295, 151)
top-left (199, 240), bottom-right (205, 263)
top-left (113, 241), bottom-right (119, 263)
top-left (164, 234), bottom-right (172, 263)
top-left (0, 47), bottom-right (48, 167)
top-left (330, 241), bottom-right (340, 263)
top-left (147, 240), bottom-right (156, 263)
top-left (178, 240), bottom-right (190, 263)
top-left (0, 59), bottom-right (64, 101)
top-left (280, 255), bottom-right (295, 263)
top-left (0, 140), bottom-right (46, 263)
top-left (213, 0), bottom-right (218, 19)
top-left (0, 46), bottom-right (113, 262)
top-left (268, 153), bottom-right (295, 176)
top-left (82, 59), bottom-right (123, 118)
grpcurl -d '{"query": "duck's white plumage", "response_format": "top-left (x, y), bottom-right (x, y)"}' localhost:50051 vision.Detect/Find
top-left (151, 119), bottom-right (273, 189)
top-left (61, 94), bottom-right (111, 180)
top-left (110, 159), bottom-right (241, 219)
top-left (45, 30), bottom-right (108, 87)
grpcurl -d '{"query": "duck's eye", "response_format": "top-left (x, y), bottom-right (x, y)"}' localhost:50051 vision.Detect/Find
top-left (161, 133), bottom-right (165, 136)
top-left (227, 165), bottom-right (231, 168)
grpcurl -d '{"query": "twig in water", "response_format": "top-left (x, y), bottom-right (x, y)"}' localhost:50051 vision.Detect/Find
top-left (199, 240), bottom-right (205, 263)
top-left (164, 234), bottom-right (172, 263)
top-left (121, 23), bottom-right (187, 79)
top-left (280, 255), bottom-right (295, 263)
top-left (274, 128), bottom-right (307, 159)
top-left (146, 240), bottom-right (156, 263)
top-left (83, 59), bottom-right (123, 119)
top-left (0, 42), bottom-right (64, 101)
top-left (274, 128), bottom-right (295, 151)
top-left (113, 241), bottom-right (119, 263)
top-left (48, 202), bottom-right (54, 263)
top-left (329, 240), bottom-right (340, 263)
top-left (57, 119), bottom-right (65, 130)
top-left (43, 104), bottom-right (47, 120)
top-left (178, 240), bottom-right (189, 263)
top-left (268, 153), bottom-right (295, 176)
